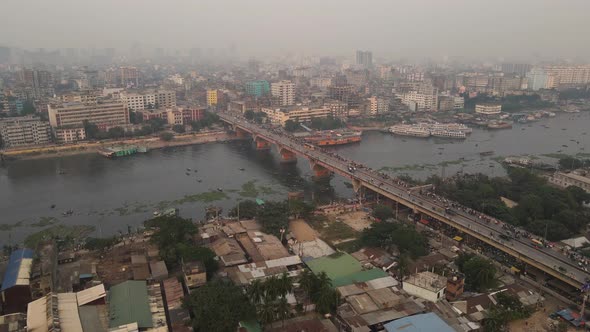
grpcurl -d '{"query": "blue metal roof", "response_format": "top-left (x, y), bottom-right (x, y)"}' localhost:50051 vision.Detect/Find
top-left (384, 313), bottom-right (455, 332)
top-left (1, 249), bottom-right (34, 291)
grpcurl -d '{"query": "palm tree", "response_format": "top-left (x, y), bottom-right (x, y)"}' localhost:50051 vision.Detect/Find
top-left (247, 279), bottom-right (264, 305)
top-left (263, 275), bottom-right (280, 301)
top-left (276, 296), bottom-right (291, 327)
top-left (277, 272), bottom-right (293, 298)
top-left (298, 270), bottom-right (316, 312)
top-left (315, 286), bottom-right (339, 315)
top-left (257, 294), bottom-right (276, 326)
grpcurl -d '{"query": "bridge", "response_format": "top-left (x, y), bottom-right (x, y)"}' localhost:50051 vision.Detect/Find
top-left (219, 112), bottom-right (589, 289)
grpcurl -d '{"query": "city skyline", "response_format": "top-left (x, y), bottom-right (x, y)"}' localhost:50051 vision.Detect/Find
top-left (1, 0), bottom-right (590, 59)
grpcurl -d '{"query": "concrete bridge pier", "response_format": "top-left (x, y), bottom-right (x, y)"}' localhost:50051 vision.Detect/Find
top-left (234, 127), bottom-right (250, 139)
top-left (351, 179), bottom-right (363, 193)
top-left (310, 160), bottom-right (332, 180)
top-left (254, 136), bottom-right (271, 150)
top-left (278, 146), bottom-right (297, 163)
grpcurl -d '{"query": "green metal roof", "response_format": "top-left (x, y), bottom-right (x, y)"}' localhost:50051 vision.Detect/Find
top-left (239, 320), bottom-right (262, 332)
top-left (306, 252), bottom-right (388, 288)
top-left (305, 252), bottom-right (362, 281)
top-left (108, 280), bottom-right (153, 329)
top-left (332, 268), bottom-right (389, 288)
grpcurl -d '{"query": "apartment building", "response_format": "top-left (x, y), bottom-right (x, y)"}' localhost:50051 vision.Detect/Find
top-left (367, 96), bottom-right (389, 115)
top-left (540, 65), bottom-right (590, 88)
top-left (271, 80), bottom-right (295, 106)
top-left (121, 90), bottom-right (176, 111)
top-left (56, 91), bottom-right (98, 104)
top-left (0, 116), bottom-right (51, 148)
top-left (245, 80), bottom-right (270, 97)
top-left (206, 89), bottom-right (218, 106)
top-left (396, 83), bottom-right (438, 111)
top-left (260, 106), bottom-right (331, 125)
top-left (48, 99), bottom-right (129, 129)
top-left (54, 127), bottom-right (86, 144)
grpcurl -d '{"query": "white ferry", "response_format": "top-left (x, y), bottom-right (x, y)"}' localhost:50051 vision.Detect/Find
top-left (389, 125), bottom-right (431, 138)
top-left (430, 129), bottom-right (466, 139)
top-left (418, 122), bottom-right (472, 134)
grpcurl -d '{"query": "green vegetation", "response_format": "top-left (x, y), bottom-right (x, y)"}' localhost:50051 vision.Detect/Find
top-left (372, 204), bottom-right (394, 221)
top-left (309, 115), bottom-right (344, 130)
top-left (256, 200), bottom-right (289, 237)
top-left (228, 199), bottom-right (259, 219)
top-left (31, 217), bottom-right (59, 227)
top-left (320, 222), bottom-right (359, 244)
top-left (244, 110), bottom-right (267, 124)
top-left (455, 253), bottom-right (498, 292)
top-left (24, 225), bottom-right (95, 249)
top-left (247, 273), bottom-right (294, 326)
top-left (559, 88), bottom-right (590, 100)
top-left (298, 270), bottom-right (340, 315)
top-left (190, 111), bottom-right (220, 131)
top-left (0, 220), bottom-right (24, 231)
top-left (360, 222), bottom-right (428, 258)
top-left (284, 119), bottom-right (300, 132)
top-left (173, 191), bottom-right (228, 204)
top-left (484, 292), bottom-right (532, 331)
top-left (464, 93), bottom-right (553, 113)
top-left (185, 280), bottom-right (256, 332)
top-left (428, 168), bottom-right (590, 241)
top-left (159, 132), bottom-right (174, 141)
top-left (238, 180), bottom-right (276, 198)
top-left (172, 124), bottom-right (185, 133)
top-left (558, 156), bottom-right (590, 171)
top-left (145, 216), bottom-right (217, 274)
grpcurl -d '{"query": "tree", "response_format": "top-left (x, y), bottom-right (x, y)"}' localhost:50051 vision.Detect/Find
top-left (372, 204), bottom-right (394, 221)
top-left (244, 110), bottom-right (255, 120)
top-left (457, 255), bottom-right (497, 292)
top-left (257, 297), bottom-right (277, 326)
top-left (276, 296), bottom-right (291, 326)
top-left (288, 199), bottom-right (315, 219)
top-left (83, 120), bottom-right (99, 139)
top-left (172, 124), bottom-right (185, 133)
top-left (190, 121), bottom-right (202, 132)
top-left (146, 216), bottom-right (198, 266)
top-left (284, 120), bottom-right (299, 132)
top-left (147, 118), bottom-right (166, 132)
top-left (228, 200), bottom-right (259, 219)
top-left (360, 222), bottom-right (428, 258)
top-left (107, 126), bottom-right (125, 139)
top-left (483, 292), bottom-right (531, 331)
top-left (159, 132), bottom-right (174, 141)
top-left (395, 253), bottom-right (410, 287)
top-left (246, 279), bottom-right (265, 305)
top-left (177, 244), bottom-right (219, 277)
top-left (186, 280), bottom-right (256, 332)
top-left (256, 201), bottom-right (289, 237)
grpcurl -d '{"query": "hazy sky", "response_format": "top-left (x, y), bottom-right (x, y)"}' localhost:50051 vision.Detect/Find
top-left (1, 0), bottom-right (589, 59)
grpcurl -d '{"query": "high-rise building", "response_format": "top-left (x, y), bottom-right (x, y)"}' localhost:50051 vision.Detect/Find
top-left (0, 116), bottom-right (51, 148)
top-left (540, 65), bottom-right (590, 88)
top-left (396, 83), bottom-right (438, 111)
top-left (355, 50), bottom-right (373, 68)
top-left (245, 81), bottom-right (270, 98)
top-left (120, 67), bottom-right (140, 86)
top-left (48, 99), bottom-right (129, 129)
top-left (501, 63), bottom-right (531, 76)
top-left (271, 80), bottom-right (295, 106)
top-left (206, 89), bottom-right (218, 106)
top-left (527, 68), bottom-right (550, 91)
top-left (18, 69), bottom-right (54, 98)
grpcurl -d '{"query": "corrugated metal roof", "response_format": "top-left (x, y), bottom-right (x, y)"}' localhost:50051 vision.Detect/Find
top-left (1, 249), bottom-right (34, 291)
top-left (108, 281), bottom-right (152, 329)
top-left (384, 312), bottom-right (455, 332)
top-left (57, 293), bottom-right (84, 332)
top-left (76, 284), bottom-right (106, 306)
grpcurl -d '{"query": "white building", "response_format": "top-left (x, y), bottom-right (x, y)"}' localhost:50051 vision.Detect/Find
top-left (396, 83), bottom-right (438, 111)
top-left (367, 96), bottom-right (389, 115)
top-left (260, 106), bottom-right (331, 125)
top-left (271, 80), bottom-right (295, 106)
top-left (402, 271), bottom-right (447, 303)
top-left (475, 104), bottom-right (502, 115)
top-left (527, 68), bottom-right (550, 91)
top-left (541, 65), bottom-right (590, 88)
top-left (310, 77), bottom-right (332, 90)
top-left (48, 100), bottom-right (129, 128)
top-left (120, 90), bottom-right (176, 111)
top-left (54, 127), bottom-right (86, 144)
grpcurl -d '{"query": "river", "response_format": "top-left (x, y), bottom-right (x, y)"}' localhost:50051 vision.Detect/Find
top-left (1, 112), bottom-right (589, 244)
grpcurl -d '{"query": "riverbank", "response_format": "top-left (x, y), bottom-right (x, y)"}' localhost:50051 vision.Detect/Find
top-left (1, 130), bottom-right (239, 161)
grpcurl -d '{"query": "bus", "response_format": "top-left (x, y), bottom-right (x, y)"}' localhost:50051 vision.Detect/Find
top-left (531, 238), bottom-right (544, 248)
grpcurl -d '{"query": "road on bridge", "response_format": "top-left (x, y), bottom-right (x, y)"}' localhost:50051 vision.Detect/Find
top-left (220, 112), bottom-right (590, 289)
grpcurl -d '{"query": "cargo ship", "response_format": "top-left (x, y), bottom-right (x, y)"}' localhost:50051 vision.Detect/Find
top-left (304, 130), bottom-right (362, 146)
